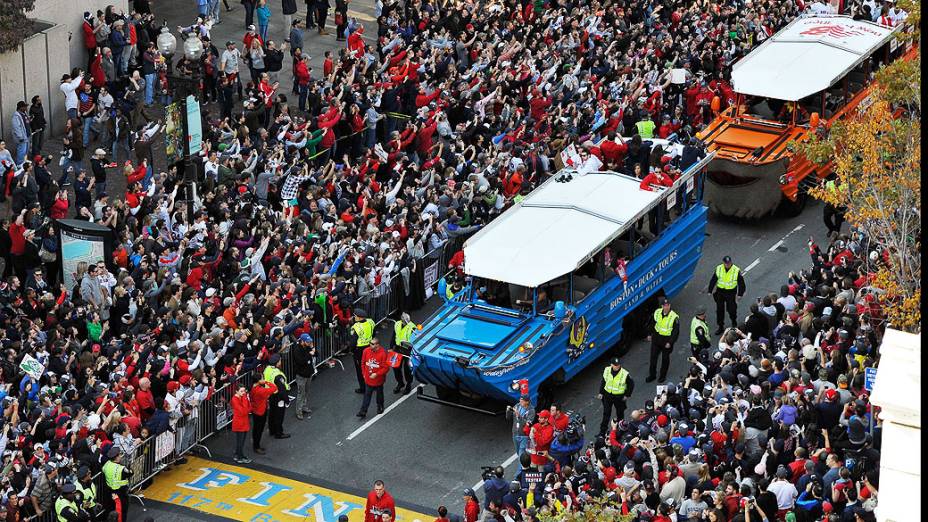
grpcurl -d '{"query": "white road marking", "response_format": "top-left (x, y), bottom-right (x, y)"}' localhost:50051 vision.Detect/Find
top-left (748, 224), bottom-right (806, 271)
top-left (743, 258), bottom-right (761, 273)
top-left (472, 452), bottom-right (520, 492)
top-left (345, 385), bottom-right (423, 441)
top-left (768, 240), bottom-right (784, 252)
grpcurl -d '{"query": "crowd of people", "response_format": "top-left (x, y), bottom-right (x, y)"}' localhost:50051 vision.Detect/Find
top-left (0, 0), bottom-right (903, 519)
top-left (466, 227), bottom-right (886, 522)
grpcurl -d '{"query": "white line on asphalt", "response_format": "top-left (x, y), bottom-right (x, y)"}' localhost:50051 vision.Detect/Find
top-left (472, 452), bottom-right (520, 492)
top-left (743, 258), bottom-right (761, 273)
top-left (768, 223), bottom-right (807, 252)
top-left (345, 385), bottom-right (423, 441)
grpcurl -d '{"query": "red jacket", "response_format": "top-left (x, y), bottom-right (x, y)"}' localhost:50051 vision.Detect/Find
top-left (250, 381), bottom-right (278, 416)
top-left (294, 60), bottom-right (311, 86)
top-left (50, 198), bottom-right (69, 220)
top-left (136, 388), bottom-right (156, 420)
top-left (464, 498), bottom-right (480, 522)
top-left (82, 21), bottom-right (96, 49)
top-left (639, 171), bottom-right (674, 191)
top-left (348, 29), bottom-right (366, 58)
top-left (600, 140), bottom-right (628, 165)
top-left (361, 346), bottom-right (390, 387)
top-left (529, 422), bottom-right (554, 466)
top-left (9, 222), bottom-right (26, 255)
top-left (90, 54), bottom-right (106, 88)
top-left (364, 490), bottom-right (395, 522)
top-left (231, 393), bottom-right (252, 432)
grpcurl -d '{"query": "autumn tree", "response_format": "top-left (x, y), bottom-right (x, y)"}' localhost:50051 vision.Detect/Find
top-left (798, 1), bottom-right (921, 333)
top-left (0, 0), bottom-right (37, 53)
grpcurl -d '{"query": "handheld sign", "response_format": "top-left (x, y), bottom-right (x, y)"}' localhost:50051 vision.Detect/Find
top-left (20, 354), bottom-right (45, 381)
top-left (864, 367), bottom-right (877, 392)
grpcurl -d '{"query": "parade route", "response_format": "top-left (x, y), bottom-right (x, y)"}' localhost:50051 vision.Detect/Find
top-left (143, 456), bottom-right (433, 521)
top-left (138, 200), bottom-right (833, 520)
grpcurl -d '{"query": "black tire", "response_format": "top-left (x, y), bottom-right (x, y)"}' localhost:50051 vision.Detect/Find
top-left (435, 385), bottom-right (459, 402)
top-left (777, 190), bottom-right (808, 217)
top-left (535, 383), bottom-right (555, 412)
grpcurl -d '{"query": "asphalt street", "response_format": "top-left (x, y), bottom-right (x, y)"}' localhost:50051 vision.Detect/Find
top-left (135, 203), bottom-right (831, 521)
top-left (124, 2), bottom-right (835, 521)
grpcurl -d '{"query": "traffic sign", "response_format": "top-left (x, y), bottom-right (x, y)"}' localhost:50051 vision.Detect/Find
top-left (864, 367), bottom-right (877, 392)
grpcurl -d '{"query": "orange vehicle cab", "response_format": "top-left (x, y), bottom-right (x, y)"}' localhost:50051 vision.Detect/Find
top-left (697, 15), bottom-right (915, 218)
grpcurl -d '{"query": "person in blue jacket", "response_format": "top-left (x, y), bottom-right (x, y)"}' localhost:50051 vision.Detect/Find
top-left (549, 431), bottom-right (585, 467)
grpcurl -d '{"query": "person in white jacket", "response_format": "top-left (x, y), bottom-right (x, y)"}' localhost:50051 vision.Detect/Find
top-left (60, 72), bottom-right (84, 120)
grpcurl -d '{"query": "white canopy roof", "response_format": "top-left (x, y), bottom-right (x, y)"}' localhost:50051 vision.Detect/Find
top-left (463, 152), bottom-right (713, 287)
top-left (731, 15), bottom-right (897, 101)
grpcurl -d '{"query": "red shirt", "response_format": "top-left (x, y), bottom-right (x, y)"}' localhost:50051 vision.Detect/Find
top-left (361, 346), bottom-right (390, 387)
top-left (551, 412), bottom-right (569, 432)
top-left (364, 490), bottom-right (396, 522)
top-left (250, 381), bottom-right (278, 416)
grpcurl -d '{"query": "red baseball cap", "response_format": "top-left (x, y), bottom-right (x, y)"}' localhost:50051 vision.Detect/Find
top-left (825, 389), bottom-right (838, 401)
top-left (538, 410), bottom-right (550, 419)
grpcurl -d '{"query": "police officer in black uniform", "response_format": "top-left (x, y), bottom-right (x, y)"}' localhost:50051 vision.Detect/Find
top-left (707, 255), bottom-right (746, 334)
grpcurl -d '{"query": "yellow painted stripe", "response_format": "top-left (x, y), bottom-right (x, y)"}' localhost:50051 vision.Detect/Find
top-left (145, 456), bottom-right (431, 521)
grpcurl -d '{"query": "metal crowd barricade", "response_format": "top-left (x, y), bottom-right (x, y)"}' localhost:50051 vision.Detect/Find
top-left (22, 234), bottom-right (475, 522)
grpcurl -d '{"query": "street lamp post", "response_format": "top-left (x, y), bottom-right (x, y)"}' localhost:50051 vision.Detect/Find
top-left (156, 25), bottom-right (177, 74)
top-left (166, 32), bottom-right (205, 223)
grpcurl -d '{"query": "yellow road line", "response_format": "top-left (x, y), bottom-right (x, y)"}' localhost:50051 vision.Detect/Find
top-left (145, 456), bottom-right (431, 521)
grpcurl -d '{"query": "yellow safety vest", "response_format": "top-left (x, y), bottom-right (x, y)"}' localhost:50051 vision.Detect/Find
top-left (352, 319), bottom-right (375, 347)
top-left (394, 320), bottom-right (415, 345)
top-left (263, 365), bottom-right (290, 391)
top-left (690, 317), bottom-right (709, 345)
top-left (602, 367), bottom-right (629, 395)
top-left (636, 119), bottom-right (656, 139)
top-left (653, 309), bottom-right (678, 337)
top-left (102, 460), bottom-right (128, 489)
top-left (76, 481), bottom-right (96, 507)
top-left (55, 497), bottom-right (78, 522)
top-left (715, 264), bottom-right (740, 290)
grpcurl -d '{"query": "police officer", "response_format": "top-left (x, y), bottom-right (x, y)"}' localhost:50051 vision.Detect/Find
top-left (597, 357), bottom-right (634, 437)
top-left (54, 483), bottom-right (86, 522)
top-left (351, 309), bottom-right (375, 394)
top-left (391, 313), bottom-right (416, 394)
top-left (102, 447), bottom-right (131, 519)
top-left (707, 255), bottom-right (746, 334)
top-left (646, 297), bottom-right (679, 383)
top-left (263, 354), bottom-right (291, 439)
top-left (690, 306), bottom-right (711, 360)
top-left (75, 465), bottom-right (101, 519)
